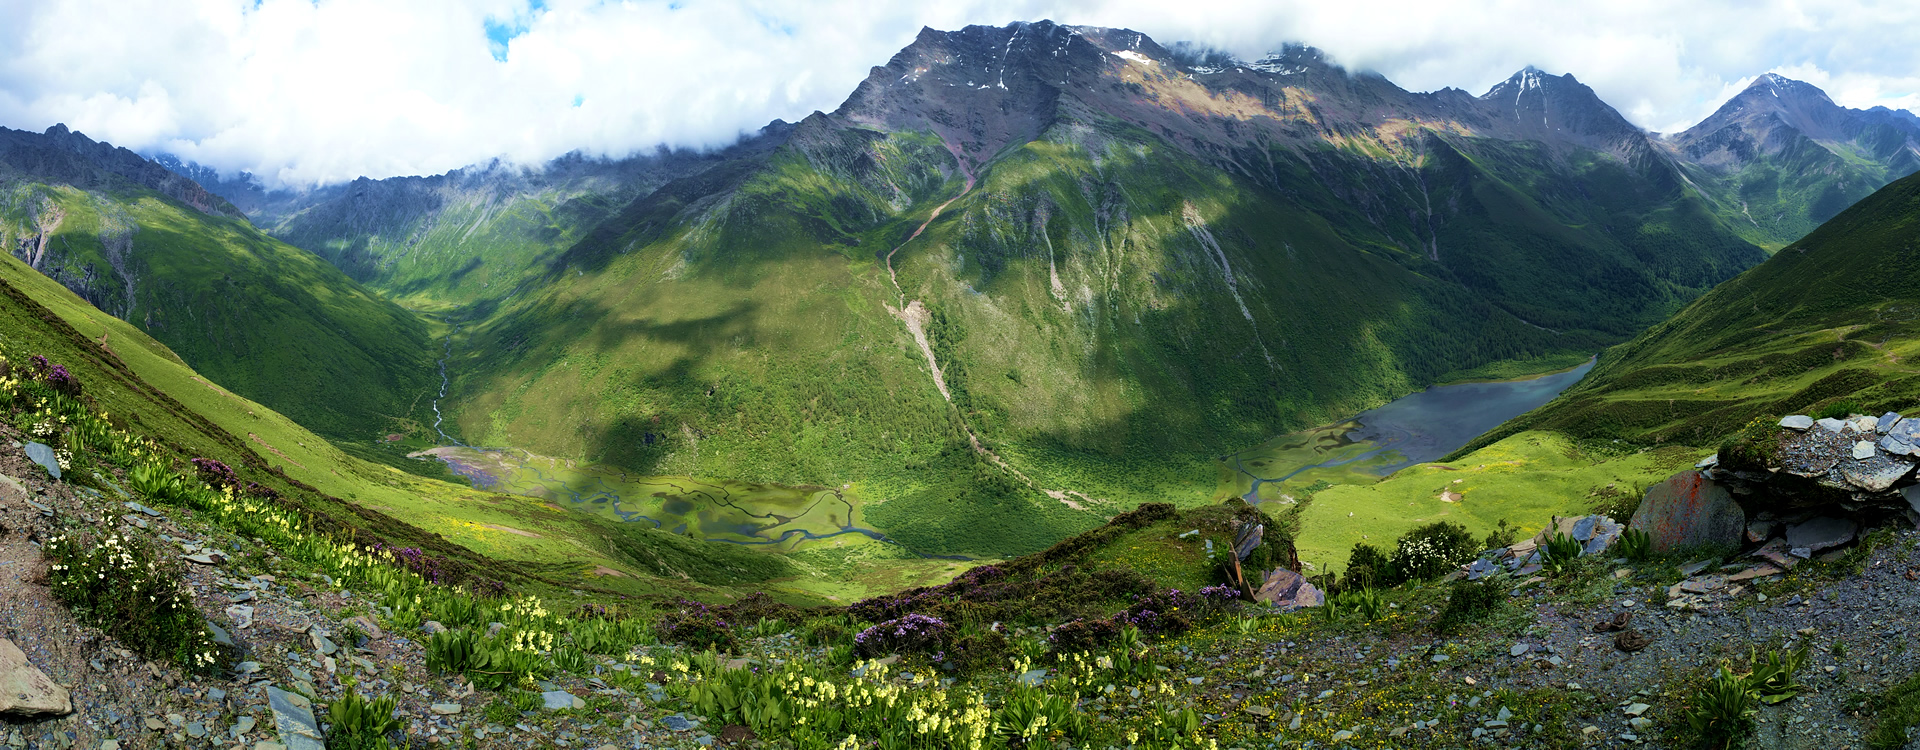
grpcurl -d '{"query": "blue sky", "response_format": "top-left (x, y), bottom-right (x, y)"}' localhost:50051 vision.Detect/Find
top-left (2, 0), bottom-right (1915, 188)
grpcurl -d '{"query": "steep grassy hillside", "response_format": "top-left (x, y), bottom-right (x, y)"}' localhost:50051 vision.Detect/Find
top-left (0, 133), bottom-right (439, 443)
top-left (1456, 169), bottom-right (1920, 454)
top-left (0, 248), bottom-right (851, 604)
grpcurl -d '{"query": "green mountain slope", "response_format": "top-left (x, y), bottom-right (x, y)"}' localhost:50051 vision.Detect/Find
top-left (421, 23), bottom-right (1765, 558)
top-left (1456, 168), bottom-right (1920, 454)
top-left (0, 246), bottom-right (826, 602)
top-left (0, 125), bottom-right (437, 442)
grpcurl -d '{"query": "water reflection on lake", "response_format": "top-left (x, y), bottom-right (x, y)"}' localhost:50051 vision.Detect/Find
top-left (1225, 358), bottom-right (1596, 501)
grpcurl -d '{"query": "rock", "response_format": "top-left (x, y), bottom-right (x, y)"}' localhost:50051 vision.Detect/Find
top-left (226, 606), bottom-right (254, 630)
top-left (1729, 564), bottom-right (1784, 582)
top-left (207, 622), bottom-right (235, 647)
top-left (1779, 415), bottom-right (1814, 431)
top-left (1251, 568), bottom-right (1323, 609)
top-left (1816, 417), bottom-right (1849, 433)
top-left (541, 690), bottom-right (584, 710)
top-left (663, 715), bottom-right (698, 732)
top-left (1745, 519), bottom-right (1777, 543)
top-left (310, 634), bottom-right (337, 656)
top-left (345, 616), bottom-right (383, 641)
top-left (1852, 441), bottom-right (1877, 460)
top-left (265, 687), bottom-right (324, 750)
top-left (1696, 454), bottom-right (1720, 469)
top-left (233, 716), bottom-right (257, 737)
top-left (144, 718), bottom-right (164, 731)
top-left (0, 639), bottom-right (70, 718)
top-left (1786, 517), bottom-right (1858, 552)
top-left (23, 442), bottom-right (60, 480)
top-left (1879, 412), bottom-right (1904, 433)
top-left (1509, 643), bottom-right (1529, 657)
top-left (99, 742), bottom-right (118, 750)
top-left (1678, 559), bottom-right (1716, 577)
top-left (187, 722), bottom-right (206, 739)
top-left (1903, 486), bottom-right (1920, 515)
top-left (184, 553), bottom-right (223, 565)
top-left (421, 621), bottom-right (448, 635)
top-left (485, 622), bottom-right (507, 638)
top-left (1879, 434), bottom-right (1916, 456)
top-left (1015, 669), bottom-right (1047, 686)
top-left (1838, 453), bottom-right (1913, 491)
top-left (1852, 415), bottom-right (1879, 432)
top-left (430, 703), bottom-right (461, 715)
top-left (1629, 471), bottom-right (1745, 553)
top-left (1624, 703), bottom-right (1651, 717)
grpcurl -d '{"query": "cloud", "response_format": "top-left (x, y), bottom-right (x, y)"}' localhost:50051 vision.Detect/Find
top-left (2, 0), bottom-right (1916, 188)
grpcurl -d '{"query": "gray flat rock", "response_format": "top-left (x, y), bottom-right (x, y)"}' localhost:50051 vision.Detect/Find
top-left (1879, 412), bottom-right (1904, 433)
top-left (206, 623), bottom-right (234, 648)
top-left (1786, 517), bottom-right (1858, 553)
top-left (266, 687), bottom-right (324, 750)
top-left (1779, 415), bottom-right (1814, 431)
top-left (310, 634), bottom-right (336, 656)
top-left (23, 442), bottom-right (60, 480)
top-left (1853, 441), bottom-right (1878, 460)
top-left (1878, 435), bottom-right (1916, 456)
top-left (541, 690), bottom-right (585, 710)
top-left (1816, 417), bottom-right (1850, 433)
top-left (184, 553), bottom-right (222, 565)
top-left (430, 703), bottom-right (461, 715)
top-left (0, 639), bottom-right (70, 718)
top-left (1838, 453), bottom-right (1913, 492)
top-left (1696, 454), bottom-right (1721, 469)
top-left (226, 605), bottom-right (254, 630)
top-left (1904, 486), bottom-right (1920, 514)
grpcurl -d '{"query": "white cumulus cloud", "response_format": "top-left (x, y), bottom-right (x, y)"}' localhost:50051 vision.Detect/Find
top-left (1, 0), bottom-right (1916, 188)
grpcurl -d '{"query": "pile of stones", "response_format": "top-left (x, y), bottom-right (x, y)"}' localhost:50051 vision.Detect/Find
top-left (1457, 514), bottom-right (1625, 581)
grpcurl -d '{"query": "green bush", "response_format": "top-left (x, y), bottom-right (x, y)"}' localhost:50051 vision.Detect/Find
top-left (325, 693), bottom-right (401, 750)
top-left (1435, 579), bottom-right (1504, 632)
top-left (1482, 519), bottom-right (1520, 551)
top-left (1343, 542), bottom-right (1393, 590)
top-left (1617, 528), bottom-right (1653, 562)
top-left (44, 530), bottom-right (222, 672)
top-left (1389, 522), bottom-right (1479, 583)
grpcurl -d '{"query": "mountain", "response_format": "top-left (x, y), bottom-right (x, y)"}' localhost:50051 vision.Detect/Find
top-left (1454, 167), bottom-right (1920, 455)
top-left (0, 124), bottom-right (437, 443)
top-left (1670, 72), bottom-right (1920, 248)
top-left (249, 20), bottom-right (1761, 557)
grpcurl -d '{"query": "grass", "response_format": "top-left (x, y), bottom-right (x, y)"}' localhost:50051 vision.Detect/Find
top-left (1278, 430), bottom-right (1692, 573)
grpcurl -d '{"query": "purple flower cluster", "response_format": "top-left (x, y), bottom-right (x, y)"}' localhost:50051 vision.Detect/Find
top-left (191, 458), bottom-right (239, 488)
top-left (1198, 584), bottom-right (1241, 602)
top-left (28, 355), bottom-right (78, 395)
top-left (658, 598), bottom-right (734, 651)
top-left (853, 613), bottom-right (949, 658)
top-left (366, 542), bottom-right (447, 584)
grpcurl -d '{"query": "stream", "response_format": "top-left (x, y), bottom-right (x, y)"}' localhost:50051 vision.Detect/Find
top-left (1228, 358), bottom-right (1596, 501)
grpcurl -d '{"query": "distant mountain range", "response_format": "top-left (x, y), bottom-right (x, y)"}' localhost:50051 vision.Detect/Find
top-left (7, 20), bottom-right (1920, 555)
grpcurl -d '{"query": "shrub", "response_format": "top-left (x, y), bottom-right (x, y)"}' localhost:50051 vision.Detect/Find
top-left (1389, 522), bottom-right (1479, 583)
top-left (1813, 400), bottom-right (1860, 420)
top-left (191, 457), bottom-right (239, 489)
top-left (1344, 542), bottom-right (1393, 590)
top-left (656, 599), bottom-right (736, 652)
top-left (44, 530), bottom-right (221, 672)
top-left (1435, 578), bottom-right (1504, 631)
top-left (325, 693), bottom-right (401, 750)
top-left (1334, 588), bottom-right (1385, 621)
top-left (1046, 618), bottom-right (1121, 654)
top-left (854, 614), bottom-right (949, 658)
top-left (1482, 519), bottom-right (1520, 551)
top-left (1719, 416), bottom-right (1783, 472)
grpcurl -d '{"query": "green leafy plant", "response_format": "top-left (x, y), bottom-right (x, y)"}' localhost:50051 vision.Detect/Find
top-left (1747, 646), bottom-right (1810, 705)
top-left (1617, 528), bottom-right (1653, 562)
top-left (325, 693), bottom-right (401, 750)
top-left (1686, 665), bottom-right (1758, 750)
top-left (551, 645), bottom-right (590, 675)
top-left (1482, 519), bottom-right (1521, 551)
top-left (1388, 522), bottom-right (1480, 583)
top-left (1541, 533), bottom-right (1584, 574)
top-left (1332, 588), bottom-right (1385, 622)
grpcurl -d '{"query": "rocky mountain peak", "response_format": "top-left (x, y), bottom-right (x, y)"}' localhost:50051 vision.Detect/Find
top-left (0, 125), bottom-right (244, 219)
top-left (1475, 66), bottom-right (1646, 155)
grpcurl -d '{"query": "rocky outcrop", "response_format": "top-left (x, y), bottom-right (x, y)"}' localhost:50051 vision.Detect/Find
top-left (1708, 412), bottom-right (1920, 530)
top-left (0, 125), bottom-right (244, 219)
top-left (1627, 470), bottom-right (1745, 553)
